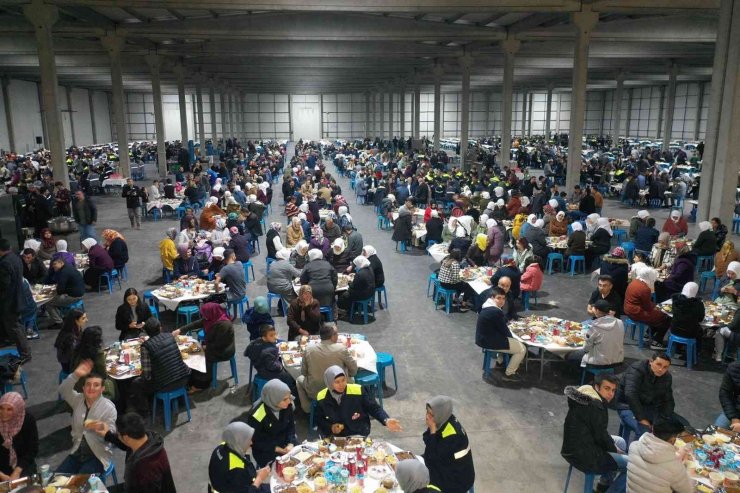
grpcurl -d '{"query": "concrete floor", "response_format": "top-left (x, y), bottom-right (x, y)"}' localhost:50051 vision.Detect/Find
top-left (18, 145), bottom-right (723, 492)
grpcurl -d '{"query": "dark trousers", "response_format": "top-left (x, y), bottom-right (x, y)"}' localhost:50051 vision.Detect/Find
top-left (57, 453), bottom-right (105, 475)
top-left (0, 308), bottom-right (30, 358)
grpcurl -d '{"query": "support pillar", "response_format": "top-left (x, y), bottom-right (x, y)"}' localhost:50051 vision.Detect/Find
top-left (145, 55), bottom-right (167, 175)
top-left (527, 92), bottom-right (534, 136)
top-left (545, 84), bottom-right (553, 140)
top-left (565, 8), bottom-right (598, 193)
top-left (662, 63), bottom-right (678, 152)
top-left (365, 92), bottom-right (370, 137)
top-left (65, 86), bottom-right (75, 146)
top-left (380, 92), bottom-right (385, 142)
top-left (101, 33), bottom-right (130, 177)
top-left (24, 0), bottom-right (67, 186)
top-left (432, 64), bottom-right (443, 151)
top-left (208, 82), bottom-right (217, 151)
top-left (656, 85), bottom-right (666, 139)
top-left (500, 37), bottom-right (521, 166)
top-left (400, 87), bottom-right (406, 138)
top-left (173, 62), bottom-right (188, 144)
top-left (220, 91), bottom-right (228, 142)
top-left (699, 0), bottom-right (740, 221)
top-left (459, 54), bottom-right (472, 169)
top-left (195, 77), bottom-right (205, 147)
top-left (521, 91), bottom-right (527, 136)
top-left (694, 82), bottom-right (705, 141)
top-left (237, 93), bottom-right (244, 143)
top-left (387, 89), bottom-right (393, 140)
top-left (88, 89), bottom-right (97, 144)
top-left (485, 92), bottom-right (492, 136)
top-left (413, 86), bottom-right (421, 140)
top-left (1, 77), bottom-right (15, 151)
top-left (613, 73), bottom-right (625, 143)
top-left (228, 92), bottom-right (235, 138)
top-left (625, 89), bottom-right (634, 138)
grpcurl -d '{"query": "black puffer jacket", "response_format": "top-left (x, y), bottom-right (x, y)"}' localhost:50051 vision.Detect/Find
top-left (614, 359), bottom-right (675, 422)
top-left (669, 293), bottom-right (705, 339)
top-left (561, 385), bottom-right (618, 473)
top-left (719, 362), bottom-right (740, 422)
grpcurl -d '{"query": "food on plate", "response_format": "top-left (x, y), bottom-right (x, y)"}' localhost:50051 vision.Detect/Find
top-left (282, 466), bottom-right (297, 481)
top-left (374, 488), bottom-right (388, 493)
top-left (296, 483), bottom-right (313, 493)
top-left (50, 476), bottom-right (70, 487)
top-left (313, 476), bottom-right (327, 488)
top-left (394, 451), bottom-right (415, 461)
top-left (381, 477), bottom-right (397, 489)
top-left (279, 342), bottom-right (289, 351)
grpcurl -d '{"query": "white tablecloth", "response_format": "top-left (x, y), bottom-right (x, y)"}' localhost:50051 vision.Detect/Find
top-left (428, 242), bottom-right (449, 263)
top-left (102, 177), bottom-right (127, 187)
top-left (105, 336), bottom-right (206, 379)
top-left (151, 285), bottom-right (224, 311)
top-left (281, 335), bottom-right (377, 380)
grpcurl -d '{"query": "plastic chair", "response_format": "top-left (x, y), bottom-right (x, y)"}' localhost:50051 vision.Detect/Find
top-left (620, 242), bottom-right (635, 261)
top-left (211, 356), bottom-right (239, 389)
top-left (149, 304), bottom-right (159, 319)
top-left (175, 206), bottom-right (186, 219)
top-left (99, 269), bottom-right (122, 294)
top-left (699, 271), bottom-right (716, 293)
top-left (354, 369), bottom-right (383, 407)
top-left (266, 292), bottom-right (288, 316)
top-left (349, 297), bottom-right (375, 324)
top-left (227, 296), bottom-right (250, 319)
top-left (319, 305), bottom-right (333, 322)
top-left (243, 260), bottom-right (256, 283)
top-left (375, 286), bottom-right (388, 309)
top-left (308, 399), bottom-right (319, 437)
top-left (266, 257), bottom-right (276, 274)
top-left (649, 198), bottom-right (662, 208)
top-left (151, 387), bottom-right (192, 432)
top-left (546, 252), bottom-right (564, 274)
top-left (563, 464), bottom-right (596, 493)
top-left (252, 375), bottom-right (270, 402)
top-left (59, 299), bottom-right (85, 318)
top-left (579, 366), bottom-right (615, 385)
top-left (395, 241), bottom-right (408, 253)
top-left (176, 305), bottom-right (200, 327)
top-left (427, 272), bottom-right (439, 298)
top-left (666, 335), bottom-right (698, 370)
top-left (376, 352), bottom-right (398, 392)
top-left (118, 264), bottom-right (129, 281)
top-left (696, 255), bottom-right (714, 273)
top-left (482, 349), bottom-right (510, 376)
top-left (434, 286), bottom-right (456, 314)
top-left (624, 318), bottom-right (648, 349)
top-left (612, 228), bottom-right (627, 245)
top-left (568, 255), bottom-right (586, 276)
top-left (101, 461), bottom-right (118, 486)
top-left (522, 291), bottom-right (538, 311)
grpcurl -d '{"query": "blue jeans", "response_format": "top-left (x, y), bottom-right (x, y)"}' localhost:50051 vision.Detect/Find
top-left (714, 413), bottom-right (732, 428)
top-left (57, 453), bottom-right (104, 475)
top-left (79, 224), bottom-right (96, 243)
top-left (618, 408), bottom-right (690, 446)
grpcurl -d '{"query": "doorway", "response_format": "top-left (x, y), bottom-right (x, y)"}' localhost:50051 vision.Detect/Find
top-left (291, 95), bottom-right (321, 142)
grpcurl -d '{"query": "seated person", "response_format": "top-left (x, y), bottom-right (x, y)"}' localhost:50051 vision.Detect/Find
top-left (215, 249), bottom-right (247, 303)
top-left (81, 238), bottom-right (114, 291)
top-left (58, 360), bottom-right (117, 474)
top-left (208, 422), bottom-right (271, 493)
top-left (588, 275), bottom-right (623, 319)
top-left (422, 396), bottom-right (475, 493)
top-left (0, 392), bottom-right (38, 481)
top-left (650, 232), bottom-right (674, 272)
top-left (566, 222), bottom-right (586, 258)
top-left (437, 249), bottom-right (471, 311)
top-left (691, 221), bottom-right (718, 257)
top-left (329, 238), bottom-right (351, 273)
top-left (180, 303), bottom-right (236, 391)
top-left (475, 287), bottom-right (527, 384)
top-left (208, 247), bottom-right (225, 276)
top-left (337, 256), bottom-right (375, 313)
top-left (45, 257), bottom-right (85, 331)
top-left (21, 248), bottom-right (47, 284)
top-left (716, 240), bottom-right (739, 279)
top-left (287, 285), bottom-right (321, 340)
top-left (242, 297), bottom-right (274, 341)
top-left (520, 257), bottom-right (543, 296)
top-left (669, 282), bottom-right (705, 348)
top-left (243, 380), bottom-right (297, 468)
top-left (662, 210), bottom-right (688, 237)
top-left (244, 324), bottom-right (296, 393)
top-left (627, 418), bottom-right (694, 493)
top-left (561, 374), bottom-right (627, 493)
top-left (114, 288), bottom-right (151, 341)
top-left (425, 210), bottom-right (444, 244)
top-left (159, 228), bottom-right (178, 278)
top-left (633, 218), bottom-right (659, 256)
top-left (654, 245), bottom-right (695, 303)
top-left (716, 361), bottom-right (740, 432)
top-left (102, 229), bottom-right (128, 271)
top-left (496, 276), bottom-right (519, 321)
top-left (266, 248), bottom-right (302, 304)
top-left (316, 365), bottom-right (402, 437)
top-left (491, 261), bottom-right (521, 300)
top-left (566, 300), bottom-right (625, 369)
top-left (296, 324), bottom-right (357, 413)
top-left (173, 244), bottom-right (200, 278)
top-left (715, 309), bottom-right (740, 362)
top-left (396, 460), bottom-right (442, 493)
top-left (624, 264), bottom-right (672, 350)
top-left (715, 260), bottom-right (740, 305)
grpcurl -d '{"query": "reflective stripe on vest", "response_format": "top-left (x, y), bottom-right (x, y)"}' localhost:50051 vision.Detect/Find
top-left (317, 388), bottom-right (328, 401)
top-left (429, 485), bottom-right (442, 491)
top-left (346, 383), bottom-right (362, 396)
top-left (253, 403), bottom-right (266, 423)
top-left (441, 422), bottom-right (457, 438)
top-left (454, 445), bottom-right (471, 460)
top-left (229, 452), bottom-right (245, 470)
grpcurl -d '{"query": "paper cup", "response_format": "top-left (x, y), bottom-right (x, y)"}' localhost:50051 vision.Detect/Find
top-left (709, 472), bottom-right (724, 487)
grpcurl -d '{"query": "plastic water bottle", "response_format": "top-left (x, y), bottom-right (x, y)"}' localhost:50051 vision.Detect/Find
top-left (40, 464), bottom-right (52, 486)
top-left (88, 475), bottom-right (106, 492)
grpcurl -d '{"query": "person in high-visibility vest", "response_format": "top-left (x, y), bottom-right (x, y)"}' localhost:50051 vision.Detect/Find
top-left (207, 422), bottom-right (270, 493)
top-left (396, 459), bottom-right (443, 493)
top-left (243, 379), bottom-right (297, 468)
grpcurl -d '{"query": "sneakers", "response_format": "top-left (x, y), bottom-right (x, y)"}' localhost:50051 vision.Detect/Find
top-left (25, 329), bottom-right (39, 340)
top-left (650, 340), bottom-right (667, 350)
top-left (501, 372), bottom-right (523, 383)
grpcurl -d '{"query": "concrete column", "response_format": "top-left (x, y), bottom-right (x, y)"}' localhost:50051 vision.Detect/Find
top-left (400, 87), bottom-right (406, 138)
top-left (237, 93), bottom-right (244, 143)
top-left (460, 54), bottom-right (472, 168)
top-left (661, 63), bottom-right (679, 152)
top-left (625, 88), bottom-right (634, 136)
top-left (527, 92), bottom-right (534, 136)
top-left (413, 86), bottom-right (421, 140)
top-left (65, 86), bottom-right (76, 146)
top-left (599, 91), bottom-right (607, 137)
top-left (195, 77), bottom-right (205, 147)
top-left (220, 91), bottom-right (228, 142)
top-left (380, 92), bottom-right (385, 142)
top-left (145, 55), bottom-right (167, 175)
top-left (484, 92), bottom-right (492, 136)
top-left (319, 94), bottom-right (324, 140)
top-left (1, 77), bottom-right (15, 151)
top-left (432, 64), bottom-right (444, 150)
top-left (387, 89), bottom-right (393, 140)
top-left (656, 86), bottom-right (666, 139)
top-left (365, 92), bottom-right (370, 137)
top-left (521, 91), bottom-right (527, 136)
top-left (88, 89), bottom-right (97, 144)
top-left (208, 82), bottom-right (217, 151)
top-left (101, 33), bottom-right (130, 178)
top-left (23, 0), bottom-right (67, 186)
top-left (371, 92), bottom-right (377, 136)
top-left (613, 73), bottom-right (625, 143)
top-left (694, 82), bottom-right (705, 141)
top-left (173, 62), bottom-right (188, 144)
top-left (565, 8), bottom-right (598, 193)
top-left (500, 38), bottom-right (521, 167)
top-left (228, 92), bottom-right (235, 138)
top-left (699, 0), bottom-right (740, 221)
top-left (545, 84), bottom-right (553, 139)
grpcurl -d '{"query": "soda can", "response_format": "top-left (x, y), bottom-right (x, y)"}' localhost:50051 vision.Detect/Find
top-left (348, 458), bottom-right (357, 476)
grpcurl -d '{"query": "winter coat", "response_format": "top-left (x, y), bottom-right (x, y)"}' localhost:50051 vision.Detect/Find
top-left (615, 359), bottom-right (675, 421)
top-left (600, 257), bottom-right (630, 300)
top-left (566, 230), bottom-right (586, 257)
top-left (392, 213), bottom-right (413, 242)
top-left (511, 214), bottom-right (527, 240)
top-left (423, 415), bottom-right (475, 493)
top-left (623, 280), bottom-right (666, 326)
top-left (520, 263), bottom-right (543, 292)
top-left (661, 217), bottom-right (688, 237)
top-left (692, 229), bottom-right (718, 257)
top-left (475, 306), bottom-right (512, 351)
top-left (524, 226), bottom-right (549, 260)
top-left (115, 302), bottom-right (152, 341)
top-left (244, 401), bottom-right (297, 467)
top-left (561, 385), bottom-right (619, 473)
top-left (300, 259), bottom-right (338, 307)
top-left (634, 226), bottom-right (660, 253)
top-left (662, 254), bottom-right (695, 294)
top-left (589, 228), bottom-right (612, 256)
top-left (491, 266), bottom-right (522, 300)
top-left (626, 432), bottom-right (694, 493)
top-left (104, 431), bottom-right (176, 493)
top-left (719, 361), bottom-right (740, 422)
top-left (486, 226), bottom-right (505, 264)
top-left (668, 294), bottom-right (705, 340)
top-left (286, 298), bottom-right (321, 340)
top-left (425, 217), bottom-right (444, 243)
top-left (549, 218), bottom-right (568, 237)
top-left (582, 316), bottom-right (624, 366)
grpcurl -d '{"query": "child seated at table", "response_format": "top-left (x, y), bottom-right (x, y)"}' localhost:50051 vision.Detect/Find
top-left (244, 324), bottom-right (297, 397)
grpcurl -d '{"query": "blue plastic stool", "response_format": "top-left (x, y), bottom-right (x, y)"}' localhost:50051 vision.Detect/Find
top-left (349, 298), bottom-right (375, 324)
top-left (666, 335), bottom-right (698, 370)
top-left (563, 464), bottom-right (596, 493)
top-left (427, 272), bottom-right (439, 298)
top-left (699, 271), bottom-right (716, 293)
top-left (211, 356), bottom-right (240, 389)
top-left (266, 257), bottom-right (276, 274)
top-left (248, 239), bottom-right (261, 255)
top-left (252, 375), bottom-right (270, 402)
top-left (434, 286), bottom-right (456, 314)
top-left (395, 241), bottom-right (408, 253)
top-left (59, 299), bottom-right (85, 318)
top-left (227, 296), bottom-right (250, 319)
top-left (99, 269), bottom-right (122, 294)
top-left (243, 260), bottom-right (256, 283)
top-left (612, 228), bottom-right (627, 245)
top-left (624, 318), bottom-right (648, 349)
top-left (175, 206), bottom-right (186, 219)
top-left (482, 349), bottom-right (510, 376)
top-left (580, 366), bottom-right (615, 385)
top-left (568, 255), bottom-right (586, 276)
top-left (266, 292), bottom-right (288, 316)
top-left (376, 352), bottom-right (398, 392)
top-left (149, 304), bottom-right (159, 319)
top-left (118, 264), bottom-right (129, 281)
top-left (151, 387), bottom-right (192, 432)
top-left (355, 369), bottom-right (383, 407)
top-left (621, 242), bottom-right (635, 261)
top-left (377, 215), bottom-right (389, 230)
top-left (176, 305), bottom-right (200, 327)
top-left (546, 252), bottom-right (564, 274)
top-left (101, 461), bottom-right (118, 486)
top-left (308, 399), bottom-right (319, 436)
top-left (0, 349), bottom-right (28, 398)
top-left (375, 286), bottom-right (388, 309)
top-left (319, 305), bottom-right (334, 322)
top-left (522, 291), bottom-right (538, 311)
top-left (697, 255), bottom-right (714, 273)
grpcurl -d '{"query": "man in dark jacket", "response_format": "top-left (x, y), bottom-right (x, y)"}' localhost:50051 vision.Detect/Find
top-left (561, 374), bottom-right (628, 493)
top-left (21, 248), bottom-right (47, 284)
top-left (244, 324), bottom-right (296, 392)
top-left (614, 353), bottom-right (688, 442)
top-left (72, 190), bottom-right (97, 243)
top-left (45, 258), bottom-right (85, 328)
top-left (98, 412), bottom-right (176, 493)
top-left (717, 361), bottom-right (740, 432)
top-left (122, 178), bottom-right (143, 230)
top-left (414, 177), bottom-right (430, 206)
top-left (0, 239), bottom-right (31, 362)
top-left (475, 287), bottom-right (526, 384)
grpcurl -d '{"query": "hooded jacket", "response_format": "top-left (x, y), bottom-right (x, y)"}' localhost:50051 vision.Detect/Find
top-left (582, 316), bottom-right (625, 366)
top-left (105, 431), bottom-right (176, 493)
top-left (561, 385), bottom-right (618, 473)
top-left (719, 361), bottom-right (740, 422)
top-left (626, 432), bottom-right (694, 493)
top-left (422, 402), bottom-right (475, 493)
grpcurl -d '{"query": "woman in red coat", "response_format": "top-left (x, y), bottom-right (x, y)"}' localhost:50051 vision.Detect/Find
top-left (623, 263), bottom-right (672, 350)
top-left (661, 210), bottom-right (688, 237)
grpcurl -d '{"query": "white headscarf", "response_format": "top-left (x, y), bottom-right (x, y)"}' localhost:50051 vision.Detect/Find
top-left (534, 219), bottom-right (545, 229)
top-left (637, 210), bottom-right (649, 219)
top-left (681, 282), bottom-right (699, 298)
top-left (208, 196), bottom-right (218, 205)
top-left (496, 199), bottom-right (505, 207)
top-left (447, 217), bottom-right (458, 233)
top-left (556, 211), bottom-right (565, 221)
top-left (486, 218), bottom-right (497, 230)
top-left (299, 203), bottom-right (309, 213)
top-left (297, 212), bottom-right (307, 221)
top-left (353, 255), bottom-right (371, 269)
top-left (586, 213), bottom-right (600, 226)
top-left (633, 263), bottom-right (658, 290)
top-left (455, 216), bottom-right (475, 238)
top-left (276, 248), bottom-right (292, 261)
top-left (81, 238), bottom-right (97, 250)
top-left (494, 186), bottom-right (504, 198)
top-left (670, 210), bottom-right (681, 221)
top-left (699, 221), bottom-right (712, 232)
top-left (597, 217), bottom-right (613, 236)
top-left (571, 222), bottom-right (583, 232)
top-left (727, 261), bottom-right (740, 278)
top-left (527, 214), bottom-right (537, 225)
top-left (332, 238), bottom-right (346, 254)
top-left (362, 245), bottom-right (377, 257)
top-left (212, 247), bottom-right (225, 259)
top-left (294, 240), bottom-right (309, 254)
top-left (520, 196), bottom-right (530, 207)
top-left (308, 249), bottom-right (323, 262)
top-left (548, 198), bottom-right (559, 209)
top-left (479, 214), bottom-right (489, 226)
top-left (480, 191), bottom-right (490, 200)
top-left (338, 205), bottom-right (348, 216)
top-left (486, 201), bottom-right (496, 211)
top-left (56, 239), bottom-right (68, 252)
top-left (23, 239), bottom-right (41, 252)
top-left (431, 210), bottom-right (439, 218)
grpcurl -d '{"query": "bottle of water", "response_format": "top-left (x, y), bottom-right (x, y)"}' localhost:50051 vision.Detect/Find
top-left (40, 464), bottom-right (52, 486)
top-left (88, 475), bottom-right (106, 492)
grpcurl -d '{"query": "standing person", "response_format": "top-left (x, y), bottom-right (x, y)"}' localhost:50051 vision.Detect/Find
top-left (422, 396), bottom-right (475, 493)
top-left (54, 309), bottom-right (87, 374)
top-left (0, 392), bottom-right (39, 481)
top-left (626, 419), bottom-right (694, 493)
top-left (71, 190), bottom-right (97, 243)
top-left (0, 240), bottom-right (31, 363)
top-left (475, 287), bottom-right (527, 384)
top-left (122, 178), bottom-right (144, 230)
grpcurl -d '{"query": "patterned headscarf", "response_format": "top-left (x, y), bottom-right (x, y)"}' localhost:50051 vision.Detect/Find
top-left (0, 393), bottom-right (25, 468)
top-left (101, 229), bottom-right (124, 246)
top-left (270, 222), bottom-right (282, 233)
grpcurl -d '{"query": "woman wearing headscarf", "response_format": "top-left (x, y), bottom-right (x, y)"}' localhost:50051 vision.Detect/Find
top-left (176, 218), bottom-right (197, 247)
top-left (669, 282), bottom-right (705, 349)
top-left (315, 365), bottom-right (402, 438)
top-left (585, 213), bottom-right (601, 239)
top-left (289, 240), bottom-right (309, 269)
top-left (173, 243), bottom-right (200, 278)
top-left (208, 422), bottom-right (271, 493)
top-left (396, 460), bottom-right (439, 493)
top-left (716, 260), bottom-right (740, 305)
top-left (286, 285), bottom-right (321, 340)
top-left (506, 191), bottom-right (522, 219)
top-left (115, 287), bottom-right (152, 341)
top-left (392, 202), bottom-right (414, 247)
top-left (337, 205), bottom-right (354, 231)
top-left (179, 207), bottom-right (199, 232)
top-left (491, 198), bottom-right (507, 222)
top-left (466, 234), bottom-right (487, 268)
top-left (0, 392), bottom-right (38, 481)
top-left (712, 217), bottom-right (728, 252)
top-left (715, 240), bottom-right (739, 279)
top-left (624, 263), bottom-right (672, 349)
top-left (199, 196), bottom-right (227, 232)
top-left (101, 229), bottom-right (128, 271)
top-left (337, 256), bottom-right (376, 312)
top-left (511, 208), bottom-right (529, 241)
top-left (243, 380), bottom-right (297, 468)
top-left (662, 210), bottom-right (688, 237)
top-left (181, 302), bottom-right (236, 390)
top-left (442, 217), bottom-right (458, 243)
top-left (587, 217), bottom-right (613, 268)
top-left (265, 222), bottom-right (283, 260)
top-left (82, 238), bottom-right (114, 290)
top-left (692, 221), bottom-right (718, 257)
top-left (566, 221), bottom-right (587, 259)
top-left (308, 224), bottom-right (330, 257)
top-left (600, 247), bottom-right (630, 300)
top-left (285, 216), bottom-right (303, 249)
top-left (650, 232), bottom-right (673, 271)
top-left (362, 245), bottom-right (385, 295)
top-left (159, 228), bottom-right (178, 278)
top-left (548, 210), bottom-right (568, 237)
top-left (51, 239), bottom-right (75, 267)
top-left (300, 249), bottom-right (338, 309)
top-left (37, 227), bottom-right (56, 261)
top-left (422, 396), bottom-right (475, 493)
top-left (654, 244), bottom-right (696, 303)
top-left (329, 238), bottom-right (351, 273)
top-left (242, 296), bottom-right (275, 341)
